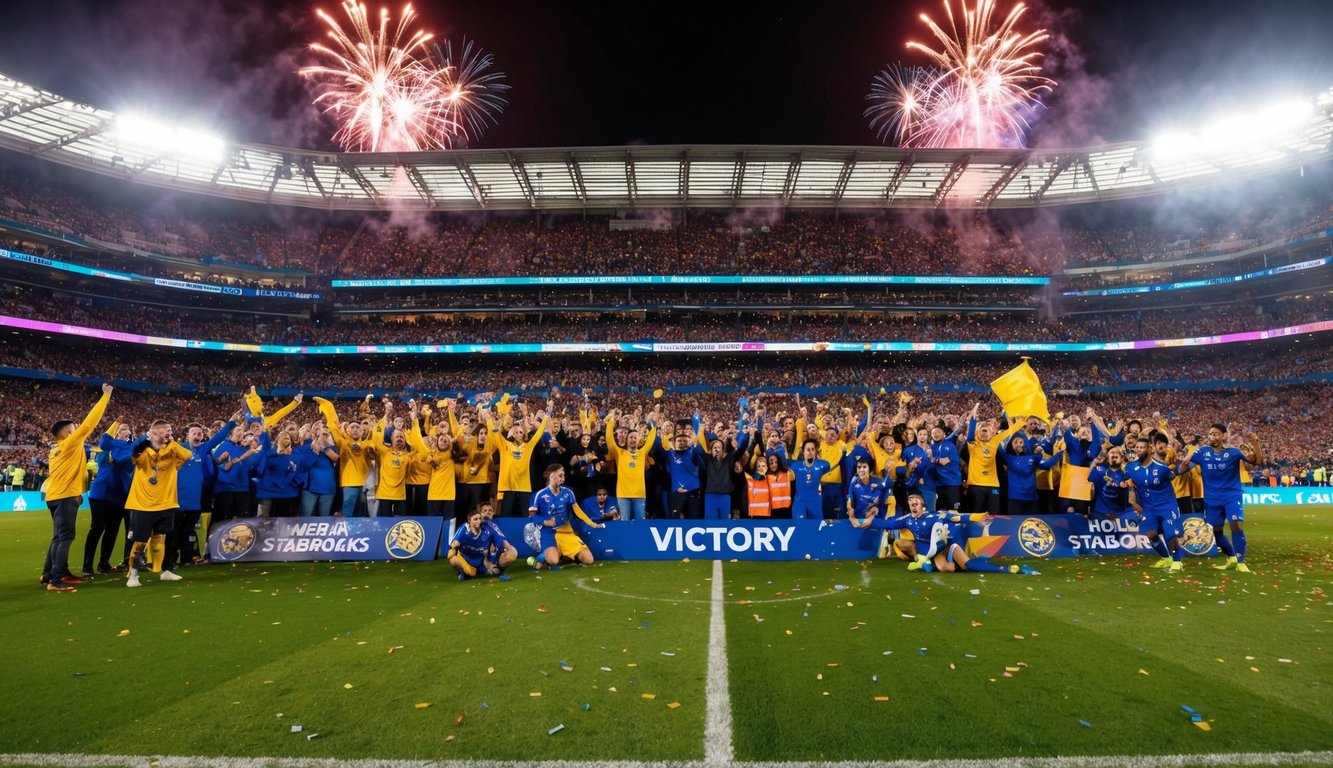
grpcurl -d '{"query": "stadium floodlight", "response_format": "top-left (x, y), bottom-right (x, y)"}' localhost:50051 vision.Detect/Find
top-left (113, 112), bottom-right (227, 163)
top-left (1152, 96), bottom-right (1316, 162)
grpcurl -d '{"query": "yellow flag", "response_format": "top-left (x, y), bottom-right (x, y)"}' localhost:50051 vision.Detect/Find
top-left (990, 360), bottom-right (1049, 422)
top-left (244, 385), bottom-right (264, 418)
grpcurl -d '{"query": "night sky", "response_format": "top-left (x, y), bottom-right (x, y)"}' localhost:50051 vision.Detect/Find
top-left (0, 0), bottom-right (1329, 151)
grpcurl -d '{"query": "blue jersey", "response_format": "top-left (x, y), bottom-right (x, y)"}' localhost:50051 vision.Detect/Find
top-left (847, 476), bottom-right (888, 517)
top-left (1060, 427), bottom-right (1104, 468)
top-left (1001, 449), bottom-right (1062, 502)
top-left (212, 439), bottom-right (257, 493)
top-left (178, 426), bottom-right (232, 511)
top-left (930, 440), bottom-right (962, 486)
top-left (1188, 446), bottom-right (1245, 503)
top-left (89, 433), bottom-right (133, 502)
top-left (296, 443), bottom-right (339, 496)
top-left (530, 486), bottom-right (581, 528)
top-left (1087, 465), bottom-right (1130, 515)
top-left (900, 444), bottom-right (935, 491)
top-left (791, 459), bottom-right (832, 500)
top-left (660, 444), bottom-right (703, 493)
top-left (868, 511), bottom-right (949, 541)
top-left (1126, 459), bottom-right (1177, 515)
top-left (452, 524), bottom-right (504, 558)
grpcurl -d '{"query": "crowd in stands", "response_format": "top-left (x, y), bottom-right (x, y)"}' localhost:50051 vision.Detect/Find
top-left (3, 165), bottom-right (1331, 282)
top-left (2, 280), bottom-right (1325, 348)
top-left (339, 288), bottom-right (1047, 311)
top-left (2, 374), bottom-right (1330, 480)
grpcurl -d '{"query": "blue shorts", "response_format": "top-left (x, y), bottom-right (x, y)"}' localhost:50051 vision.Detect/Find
top-left (1204, 499), bottom-right (1243, 527)
top-left (1139, 511), bottom-right (1181, 538)
top-left (791, 497), bottom-right (823, 520)
top-left (456, 550), bottom-right (488, 569)
top-left (538, 527), bottom-right (558, 552)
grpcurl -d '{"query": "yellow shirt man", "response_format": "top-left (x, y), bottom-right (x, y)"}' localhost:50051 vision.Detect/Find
top-left (46, 387), bottom-right (112, 502)
top-left (605, 415), bottom-right (655, 499)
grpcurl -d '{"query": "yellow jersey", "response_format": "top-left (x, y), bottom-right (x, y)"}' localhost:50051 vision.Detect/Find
top-left (45, 390), bottom-right (111, 501)
top-left (125, 441), bottom-right (193, 512)
top-left (428, 448), bottom-right (458, 502)
top-left (489, 417), bottom-right (549, 493)
top-left (372, 419), bottom-right (425, 501)
top-left (966, 421), bottom-right (1024, 488)
top-left (605, 417), bottom-right (655, 498)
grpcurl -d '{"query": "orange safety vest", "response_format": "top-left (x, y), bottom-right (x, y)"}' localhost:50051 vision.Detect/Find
top-left (766, 471), bottom-right (792, 509)
top-left (746, 476), bottom-right (772, 518)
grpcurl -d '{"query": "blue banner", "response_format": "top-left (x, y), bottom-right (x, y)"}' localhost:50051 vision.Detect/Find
top-left (1242, 487), bottom-right (1333, 505)
top-left (0, 491), bottom-right (89, 513)
top-left (484, 514), bottom-right (1224, 562)
top-left (0, 247), bottom-right (323, 301)
top-left (334, 274), bottom-right (1049, 289)
top-left (1063, 256), bottom-right (1332, 297)
top-left (206, 516), bottom-right (442, 561)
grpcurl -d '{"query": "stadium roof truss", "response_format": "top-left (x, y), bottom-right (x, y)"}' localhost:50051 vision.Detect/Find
top-left (1, 72), bottom-right (1331, 213)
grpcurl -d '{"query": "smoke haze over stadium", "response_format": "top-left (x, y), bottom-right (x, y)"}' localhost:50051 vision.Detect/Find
top-left (0, 0), bottom-right (1331, 151)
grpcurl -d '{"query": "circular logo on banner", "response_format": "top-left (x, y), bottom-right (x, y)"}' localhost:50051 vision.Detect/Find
top-left (1017, 517), bottom-right (1056, 558)
top-left (385, 520), bottom-right (427, 559)
top-left (216, 522), bottom-right (257, 561)
top-left (1179, 516), bottom-right (1215, 556)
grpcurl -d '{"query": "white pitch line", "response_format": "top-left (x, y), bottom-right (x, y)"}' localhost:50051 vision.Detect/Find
top-left (704, 559), bottom-right (734, 767)
top-left (3, 751), bottom-right (1332, 768)
top-left (572, 577), bottom-right (839, 606)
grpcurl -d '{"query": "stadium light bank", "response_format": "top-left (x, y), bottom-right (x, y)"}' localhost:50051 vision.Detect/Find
top-left (1150, 96), bottom-right (1320, 162)
top-left (113, 112), bottom-right (227, 164)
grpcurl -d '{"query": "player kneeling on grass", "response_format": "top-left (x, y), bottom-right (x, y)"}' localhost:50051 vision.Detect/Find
top-left (448, 507), bottom-right (507, 581)
top-left (526, 464), bottom-right (605, 571)
top-left (851, 493), bottom-right (1035, 575)
top-left (124, 420), bottom-right (195, 588)
top-left (478, 500), bottom-right (518, 573)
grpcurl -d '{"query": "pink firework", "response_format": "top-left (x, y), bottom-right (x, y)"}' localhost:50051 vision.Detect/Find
top-left (865, 0), bottom-right (1055, 148)
top-left (301, 2), bottom-right (459, 152)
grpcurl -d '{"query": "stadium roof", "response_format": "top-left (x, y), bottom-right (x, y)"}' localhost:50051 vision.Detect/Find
top-left (1, 72), bottom-right (1331, 213)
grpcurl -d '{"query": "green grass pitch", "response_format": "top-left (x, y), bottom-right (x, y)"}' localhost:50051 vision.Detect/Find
top-left (0, 506), bottom-right (1329, 765)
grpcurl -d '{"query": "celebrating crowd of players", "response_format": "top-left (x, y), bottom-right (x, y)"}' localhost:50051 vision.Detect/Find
top-left (32, 379), bottom-right (1264, 591)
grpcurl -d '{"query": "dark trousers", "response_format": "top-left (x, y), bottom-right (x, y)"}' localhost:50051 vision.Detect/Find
top-left (967, 486), bottom-right (1000, 516)
top-left (84, 497), bottom-right (126, 570)
top-left (427, 500), bottom-right (458, 523)
top-left (457, 484), bottom-right (488, 519)
top-left (1007, 498), bottom-right (1039, 516)
top-left (379, 499), bottom-right (407, 517)
top-left (670, 489), bottom-right (702, 519)
top-left (213, 491), bottom-right (252, 522)
top-left (936, 485), bottom-right (962, 513)
top-left (165, 511), bottom-right (201, 570)
top-left (500, 491), bottom-right (532, 518)
top-left (43, 496), bottom-right (80, 581)
top-left (407, 484), bottom-right (429, 516)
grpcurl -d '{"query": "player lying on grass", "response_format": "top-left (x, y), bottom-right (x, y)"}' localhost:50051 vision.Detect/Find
top-left (525, 464), bottom-right (605, 571)
top-left (851, 492), bottom-right (1036, 574)
top-left (448, 507), bottom-right (508, 581)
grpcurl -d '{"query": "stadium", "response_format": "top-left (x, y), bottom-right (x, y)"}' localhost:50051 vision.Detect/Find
top-left (0, 0), bottom-right (1331, 766)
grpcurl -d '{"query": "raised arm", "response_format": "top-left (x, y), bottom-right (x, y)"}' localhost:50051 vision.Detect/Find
top-left (69, 383), bottom-right (113, 446)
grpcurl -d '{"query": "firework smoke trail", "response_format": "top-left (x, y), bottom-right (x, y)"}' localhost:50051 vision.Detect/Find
top-left (431, 39), bottom-right (510, 147)
top-left (301, 2), bottom-right (458, 152)
top-left (865, 0), bottom-right (1055, 148)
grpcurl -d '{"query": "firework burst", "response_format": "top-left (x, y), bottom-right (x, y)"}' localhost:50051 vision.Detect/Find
top-left (301, 3), bottom-right (507, 152)
top-left (430, 39), bottom-right (510, 148)
top-left (865, 0), bottom-right (1055, 148)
